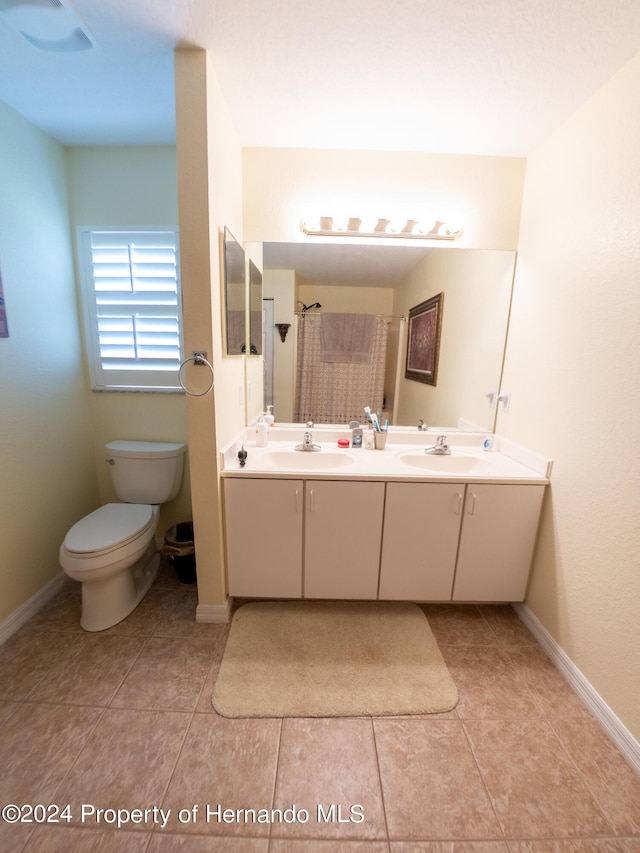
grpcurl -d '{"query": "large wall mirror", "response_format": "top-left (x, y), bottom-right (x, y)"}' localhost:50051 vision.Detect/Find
top-left (224, 227), bottom-right (246, 355)
top-left (250, 242), bottom-right (516, 432)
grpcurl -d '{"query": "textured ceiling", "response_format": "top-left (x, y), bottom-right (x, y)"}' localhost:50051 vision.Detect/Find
top-left (1, 0), bottom-right (640, 153)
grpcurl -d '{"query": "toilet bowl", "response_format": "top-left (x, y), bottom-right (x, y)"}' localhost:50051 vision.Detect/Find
top-left (60, 504), bottom-right (160, 632)
top-left (60, 440), bottom-right (185, 631)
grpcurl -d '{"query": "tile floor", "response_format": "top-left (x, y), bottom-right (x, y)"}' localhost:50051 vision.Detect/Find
top-left (0, 561), bottom-right (639, 852)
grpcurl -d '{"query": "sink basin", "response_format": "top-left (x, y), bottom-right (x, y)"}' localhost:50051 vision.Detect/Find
top-left (255, 450), bottom-right (357, 470)
top-left (398, 451), bottom-right (491, 475)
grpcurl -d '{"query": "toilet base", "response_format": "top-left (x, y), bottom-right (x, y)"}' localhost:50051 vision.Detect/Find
top-left (80, 541), bottom-right (160, 632)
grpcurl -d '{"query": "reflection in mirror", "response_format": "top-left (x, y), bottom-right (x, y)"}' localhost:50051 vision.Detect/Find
top-left (255, 243), bottom-right (516, 432)
top-left (248, 259), bottom-right (263, 356)
top-left (224, 227), bottom-right (246, 355)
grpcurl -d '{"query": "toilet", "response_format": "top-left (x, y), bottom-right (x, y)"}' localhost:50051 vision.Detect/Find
top-left (60, 440), bottom-right (186, 632)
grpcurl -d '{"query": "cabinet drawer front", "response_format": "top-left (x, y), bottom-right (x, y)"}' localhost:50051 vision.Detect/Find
top-left (379, 482), bottom-right (463, 601)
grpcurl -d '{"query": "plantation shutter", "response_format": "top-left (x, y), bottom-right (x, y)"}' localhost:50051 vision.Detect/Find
top-left (80, 229), bottom-right (183, 390)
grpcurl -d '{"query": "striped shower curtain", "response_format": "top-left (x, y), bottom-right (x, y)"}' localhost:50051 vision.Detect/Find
top-left (294, 314), bottom-right (388, 424)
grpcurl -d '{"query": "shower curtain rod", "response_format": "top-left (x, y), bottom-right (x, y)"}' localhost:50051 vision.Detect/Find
top-left (294, 311), bottom-right (406, 320)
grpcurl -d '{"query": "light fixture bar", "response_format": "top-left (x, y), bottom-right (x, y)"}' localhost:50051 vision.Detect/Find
top-left (300, 216), bottom-right (463, 241)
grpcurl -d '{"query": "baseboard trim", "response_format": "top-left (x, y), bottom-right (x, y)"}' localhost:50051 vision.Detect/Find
top-left (0, 572), bottom-right (66, 646)
top-left (513, 602), bottom-right (640, 775)
top-left (196, 599), bottom-right (232, 624)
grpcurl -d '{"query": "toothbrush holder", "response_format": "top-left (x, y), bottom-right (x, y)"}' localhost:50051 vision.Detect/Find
top-left (373, 431), bottom-right (388, 450)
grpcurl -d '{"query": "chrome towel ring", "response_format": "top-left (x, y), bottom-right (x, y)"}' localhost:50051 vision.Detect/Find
top-left (178, 353), bottom-right (215, 397)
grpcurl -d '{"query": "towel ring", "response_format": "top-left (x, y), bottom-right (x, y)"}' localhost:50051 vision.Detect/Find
top-left (178, 354), bottom-right (215, 397)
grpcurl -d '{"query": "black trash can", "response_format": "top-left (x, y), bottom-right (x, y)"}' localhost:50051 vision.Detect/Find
top-left (162, 521), bottom-right (197, 584)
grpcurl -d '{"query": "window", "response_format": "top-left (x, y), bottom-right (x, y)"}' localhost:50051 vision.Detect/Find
top-left (78, 229), bottom-right (183, 391)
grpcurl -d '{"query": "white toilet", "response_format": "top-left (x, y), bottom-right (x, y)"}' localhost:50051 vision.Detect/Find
top-left (60, 440), bottom-right (186, 632)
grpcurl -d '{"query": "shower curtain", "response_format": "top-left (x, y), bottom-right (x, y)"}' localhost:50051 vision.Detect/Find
top-left (294, 313), bottom-right (388, 424)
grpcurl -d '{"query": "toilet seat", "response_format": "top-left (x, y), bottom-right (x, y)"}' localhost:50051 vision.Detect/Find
top-left (63, 503), bottom-right (155, 558)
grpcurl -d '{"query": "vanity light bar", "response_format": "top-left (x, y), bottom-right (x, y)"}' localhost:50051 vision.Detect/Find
top-left (300, 216), bottom-right (463, 241)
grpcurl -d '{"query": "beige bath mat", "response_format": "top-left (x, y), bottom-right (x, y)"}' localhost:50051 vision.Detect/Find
top-left (212, 600), bottom-right (458, 717)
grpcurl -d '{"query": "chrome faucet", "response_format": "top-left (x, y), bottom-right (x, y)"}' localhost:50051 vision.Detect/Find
top-left (425, 434), bottom-right (451, 455)
top-left (418, 419), bottom-right (428, 431)
top-left (295, 431), bottom-right (321, 452)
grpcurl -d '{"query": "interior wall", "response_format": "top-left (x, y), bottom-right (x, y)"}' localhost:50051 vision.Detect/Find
top-left (499, 51), bottom-right (640, 740)
top-left (0, 100), bottom-right (97, 622)
top-left (297, 284), bottom-right (394, 316)
top-left (66, 147), bottom-right (191, 537)
top-left (243, 147), bottom-right (526, 250)
top-left (174, 48), bottom-right (244, 607)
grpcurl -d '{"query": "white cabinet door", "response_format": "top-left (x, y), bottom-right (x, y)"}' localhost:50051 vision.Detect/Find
top-left (453, 484), bottom-right (545, 601)
top-left (304, 480), bottom-right (385, 599)
top-left (224, 478), bottom-right (303, 598)
top-left (379, 482), bottom-right (464, 601)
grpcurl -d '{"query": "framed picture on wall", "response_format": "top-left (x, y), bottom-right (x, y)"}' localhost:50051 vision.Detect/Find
top-left (405, 293), bottom-right (443, 385)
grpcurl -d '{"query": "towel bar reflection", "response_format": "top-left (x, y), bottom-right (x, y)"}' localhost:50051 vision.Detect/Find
top-left (178, 353), bottom-right (215, 397)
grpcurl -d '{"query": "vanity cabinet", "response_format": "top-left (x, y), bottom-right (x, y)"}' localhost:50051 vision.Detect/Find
top-left (224, 478), bottom-right (384, 600)
top-left (224, 477), bottom-right (545, 603)
top-left (378, 482), bottom-right (545, 602)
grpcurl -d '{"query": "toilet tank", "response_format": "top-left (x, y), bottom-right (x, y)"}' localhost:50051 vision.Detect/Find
top-left (105, 441), bottom-right (186, 504)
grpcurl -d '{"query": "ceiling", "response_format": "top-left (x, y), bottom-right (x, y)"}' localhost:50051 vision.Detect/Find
top-left (1, 0), bottom-right (640, 154)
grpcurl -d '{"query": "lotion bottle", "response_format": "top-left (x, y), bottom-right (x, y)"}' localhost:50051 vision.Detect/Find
top-left (256, 413), bottom-right (269, 447)
top-left (264, 405), bottom-right (275, 427)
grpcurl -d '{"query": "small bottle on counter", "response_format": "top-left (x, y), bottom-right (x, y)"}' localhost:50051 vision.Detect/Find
top-left (351, 426), bottom-right (363, 448)
top-left (256, 414), bottom-right (269, 447)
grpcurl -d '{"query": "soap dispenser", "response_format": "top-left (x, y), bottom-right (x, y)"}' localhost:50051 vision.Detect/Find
top-left (256, 413), bottom-right (269, 447)
top-left (264, 405), bottom-right (275, 427)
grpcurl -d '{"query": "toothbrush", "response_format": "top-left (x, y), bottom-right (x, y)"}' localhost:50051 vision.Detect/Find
top-left (365, 405), bottom-right (381, 431)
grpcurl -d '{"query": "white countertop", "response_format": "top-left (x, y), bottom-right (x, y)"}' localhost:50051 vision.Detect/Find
top-left (221, 428), bottom-right (552, 484)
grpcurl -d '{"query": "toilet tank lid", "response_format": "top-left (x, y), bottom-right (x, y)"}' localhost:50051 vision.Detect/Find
top-left (106, 440), bottom-right (185, 459)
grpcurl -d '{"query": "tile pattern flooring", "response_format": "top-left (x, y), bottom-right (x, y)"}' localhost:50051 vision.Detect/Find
top-left (0, 561), bottom-right (639, 852)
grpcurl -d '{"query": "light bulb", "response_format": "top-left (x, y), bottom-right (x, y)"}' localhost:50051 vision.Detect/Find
top-left (386, 218), bottom-right (407, 234)
top-left (301, 215), bottom-right (321, 233)
top-left (411, 220), bottom-right (435, 236)
top-left (358, 216), bottom-right (379, 234)
top-left (331, 215), bottom-right (350, 232)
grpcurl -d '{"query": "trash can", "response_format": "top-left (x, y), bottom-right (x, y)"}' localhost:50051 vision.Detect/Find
top-left (162, 521), bottom-right (197, 584)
